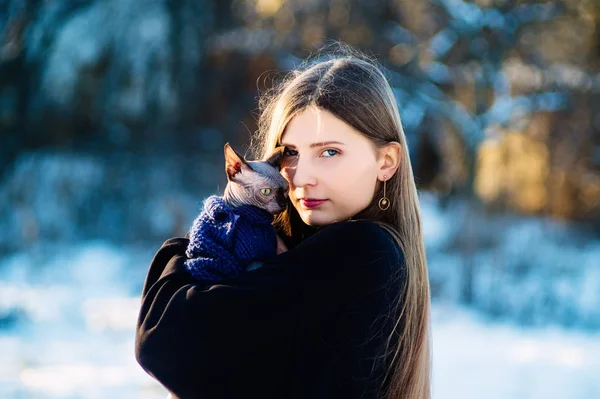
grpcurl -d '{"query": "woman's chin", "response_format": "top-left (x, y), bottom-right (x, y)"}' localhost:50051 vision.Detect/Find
top-left (298, 210), bottom-right (336, 227)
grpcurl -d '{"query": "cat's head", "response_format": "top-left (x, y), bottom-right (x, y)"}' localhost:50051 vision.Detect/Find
top-left (223, 142), bottom-right (289, 214)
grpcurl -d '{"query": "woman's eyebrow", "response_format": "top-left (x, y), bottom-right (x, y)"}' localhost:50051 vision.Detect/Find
top-left (281, 140), bottom-right (345, 148)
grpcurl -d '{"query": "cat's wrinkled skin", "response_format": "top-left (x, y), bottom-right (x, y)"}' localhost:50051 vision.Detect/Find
top-left (222, 143), bottom-right (289, 215)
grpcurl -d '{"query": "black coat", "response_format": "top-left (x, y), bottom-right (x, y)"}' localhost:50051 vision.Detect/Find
top-left (135, 219), bottom-right (406, 399)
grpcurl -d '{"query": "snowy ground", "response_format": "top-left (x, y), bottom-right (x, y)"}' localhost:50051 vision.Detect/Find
top-left (431, 304), bottom-right (600, 399)
top-left (0, 242), bottom-right (599, 398)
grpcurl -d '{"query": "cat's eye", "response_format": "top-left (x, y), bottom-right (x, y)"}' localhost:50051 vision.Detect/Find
top-left (260, 188), bottom-right (272, 196)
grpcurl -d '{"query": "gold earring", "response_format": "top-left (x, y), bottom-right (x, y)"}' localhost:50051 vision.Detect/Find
top-left (378, 175), bottom-right (390, 210)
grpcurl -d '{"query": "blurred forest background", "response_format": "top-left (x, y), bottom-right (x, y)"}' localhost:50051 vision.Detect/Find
top-left (1, 0), bottom-right (600, 397)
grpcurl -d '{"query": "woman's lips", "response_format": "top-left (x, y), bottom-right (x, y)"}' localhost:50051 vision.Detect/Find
top-left (299, 199), bottom-right (327, 208)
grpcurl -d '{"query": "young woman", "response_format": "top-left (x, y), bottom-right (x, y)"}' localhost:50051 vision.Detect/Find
top-left (135, 44), bottom-right (432, 399)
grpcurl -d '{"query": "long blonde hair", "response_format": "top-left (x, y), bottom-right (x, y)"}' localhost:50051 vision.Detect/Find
top-left (250, 42), bottom-right (431, 399)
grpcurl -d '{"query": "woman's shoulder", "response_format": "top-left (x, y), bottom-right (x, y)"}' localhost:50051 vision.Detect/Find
top-left (151, 237), bottom-right (190, 267)
top-left (160, 237), bottom-right (189, 250)
top-left (272, 219), bottom-right (405, 285)
top-left (301, 219), bottom-right (403, 260)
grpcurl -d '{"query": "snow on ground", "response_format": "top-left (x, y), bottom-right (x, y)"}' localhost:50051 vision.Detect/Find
top-left (0, 241), bottom-right (599, 398)
top-left (0, 242), bottom-right (165, 398)
top-left (431, 303), bottom-right (600, 399)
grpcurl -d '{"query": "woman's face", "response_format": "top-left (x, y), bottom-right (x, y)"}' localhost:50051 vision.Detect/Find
top-left (280, 106), bottom-right (380, 226)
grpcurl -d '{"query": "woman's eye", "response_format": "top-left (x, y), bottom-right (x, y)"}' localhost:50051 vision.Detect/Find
top-left (321, 149), bottom-right (339, 157)
top-left (282, 147), bottom-right (338, 158)
top-left (283, 147), bottom-right (298, 157)
top-left (260, 188), bottom-right (272, 196)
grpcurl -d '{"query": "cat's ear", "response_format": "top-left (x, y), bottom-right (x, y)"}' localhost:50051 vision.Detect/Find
top-left (264, 146), bottom-right (285, 169)
top-left (224, 143), bottom-right (252, 182)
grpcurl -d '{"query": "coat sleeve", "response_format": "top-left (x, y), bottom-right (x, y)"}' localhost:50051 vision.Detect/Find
top-left (134, 237), bottom-right (299, 398)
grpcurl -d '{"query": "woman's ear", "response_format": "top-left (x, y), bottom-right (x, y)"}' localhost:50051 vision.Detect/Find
top-left (377, 141), bottom-right (402, 180)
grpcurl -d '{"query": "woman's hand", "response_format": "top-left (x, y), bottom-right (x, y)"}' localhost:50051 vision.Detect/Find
top-left (276, 235), bottom-right (288, 254)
